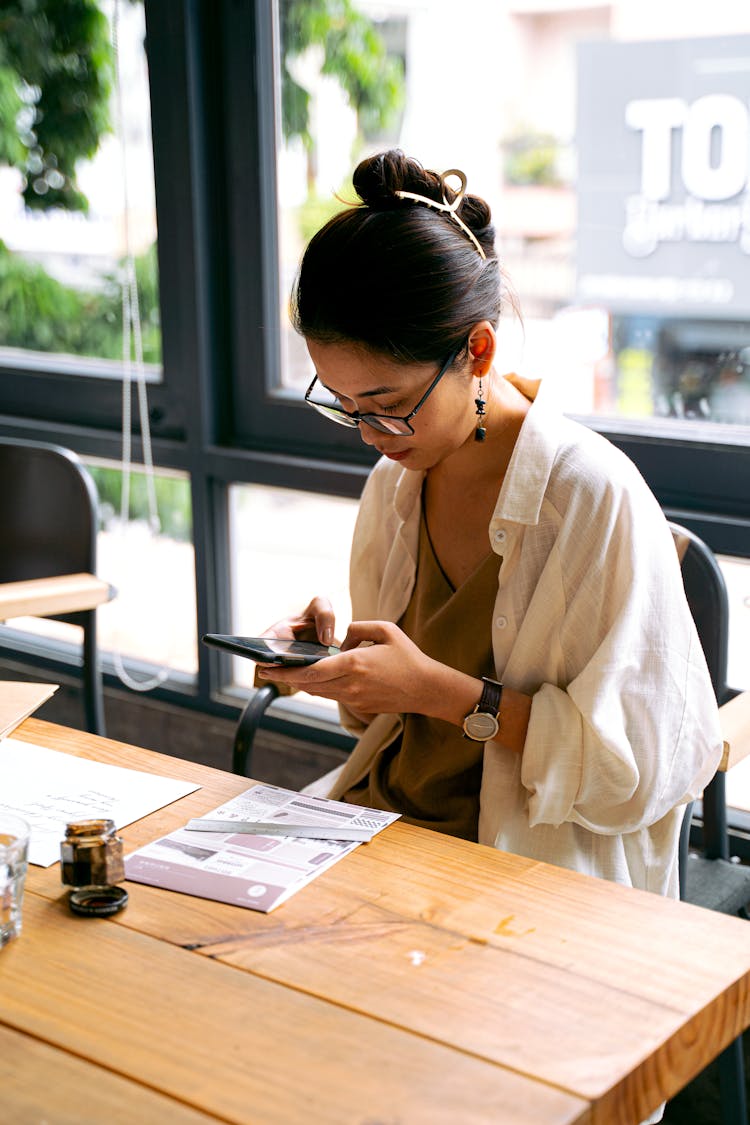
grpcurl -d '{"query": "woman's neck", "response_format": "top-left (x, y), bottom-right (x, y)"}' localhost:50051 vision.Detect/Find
top-left (429, 371), bottom-right (531, 491)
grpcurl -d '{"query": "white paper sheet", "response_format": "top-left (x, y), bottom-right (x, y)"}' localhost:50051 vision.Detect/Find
top-left (0, 738), bottom-right (200, 866)
top-left (125, 784), bottom-right (400, 913)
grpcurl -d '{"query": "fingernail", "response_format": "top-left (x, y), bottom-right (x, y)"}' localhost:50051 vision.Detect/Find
top-left (323, 627), bottom-right (332, 644)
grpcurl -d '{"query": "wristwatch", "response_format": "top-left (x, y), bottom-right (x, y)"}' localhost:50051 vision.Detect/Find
top-left (462, 677), bottom-right (503, 741)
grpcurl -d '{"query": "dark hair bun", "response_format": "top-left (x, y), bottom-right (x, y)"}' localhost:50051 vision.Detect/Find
top-left (353, 149), bottom-right (492, 234)
top-left (354, 150), bottom-right (441, 208)
top-left (293, 148), bottom-right (504, 364)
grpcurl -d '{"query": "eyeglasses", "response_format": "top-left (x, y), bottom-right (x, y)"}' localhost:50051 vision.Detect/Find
top-left (304, 344), bottom-right (463, 436)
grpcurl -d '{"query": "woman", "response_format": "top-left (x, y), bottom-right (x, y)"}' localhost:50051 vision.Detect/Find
top-left (258, 149), bottom-right (722, 899)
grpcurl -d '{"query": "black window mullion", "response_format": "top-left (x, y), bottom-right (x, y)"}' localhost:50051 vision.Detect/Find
top-left (213, 0), bottom-right (370, 460)
top-left (146, 0), bottom-right (233, 703)
top-left (218, 0), bottom-right (280, 449)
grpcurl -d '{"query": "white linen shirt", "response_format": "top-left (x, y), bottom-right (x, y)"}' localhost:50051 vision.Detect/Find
top-left (321, 378), bottom-right (723, 898)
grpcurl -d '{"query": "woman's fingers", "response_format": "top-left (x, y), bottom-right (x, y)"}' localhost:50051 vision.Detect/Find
top-left (257, 596), bottom-right (336, 645)
top-left (340, 620), bottom-right (397, 651)
top-left (259, 622), bottom-right (297, 640)
top-left (305, 596), bottom-right (336, 645)
top-left (258, 620), bottom-right (425, 715)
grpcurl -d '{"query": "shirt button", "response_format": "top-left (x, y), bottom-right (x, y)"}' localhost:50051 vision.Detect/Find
top-left (495, 616), bottom-right (508, 629)
top-left (494, 529), bottom-right (507, 544)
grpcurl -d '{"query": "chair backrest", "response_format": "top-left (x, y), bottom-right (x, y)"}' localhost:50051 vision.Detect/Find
top-left (670, 521), bottom-right (732, 872)
top-left (0, 437), bottom-right (100, 625)
top-left (670, 523), bottom-right (730, 705)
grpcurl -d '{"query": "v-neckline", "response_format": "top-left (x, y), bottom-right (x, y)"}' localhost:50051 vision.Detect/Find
top-left (420, 506), bottom-right (496, 596)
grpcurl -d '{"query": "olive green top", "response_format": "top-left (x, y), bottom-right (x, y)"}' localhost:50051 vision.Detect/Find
top-left (342, 510), bottom-right (502, 841)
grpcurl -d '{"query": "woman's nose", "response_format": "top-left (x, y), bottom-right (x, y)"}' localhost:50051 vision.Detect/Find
top-left (358, 421), bottom-right (381, 446)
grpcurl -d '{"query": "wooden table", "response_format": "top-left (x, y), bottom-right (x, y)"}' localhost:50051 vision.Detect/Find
top-left (2, 719), bottom-right (750, 1125)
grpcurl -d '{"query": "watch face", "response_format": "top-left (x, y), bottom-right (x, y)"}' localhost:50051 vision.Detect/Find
top-left (463, 711), bottom-right (500, 742)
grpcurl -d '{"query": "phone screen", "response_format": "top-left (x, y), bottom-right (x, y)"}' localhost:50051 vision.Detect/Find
top-left (261, 639), bottom-right (338, 660)
top-left (202, 634), bottom-right (340, 665)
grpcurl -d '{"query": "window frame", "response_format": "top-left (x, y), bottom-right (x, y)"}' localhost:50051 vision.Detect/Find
top-left (0, 0), bottom-right (746, 733)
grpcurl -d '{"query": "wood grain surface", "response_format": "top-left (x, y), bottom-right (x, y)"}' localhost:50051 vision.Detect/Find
top-left (7, 718), bottom-right (750, 1125)
top-left (0, 1023), bottom-right (222, 1125)
top-left (3, 893), bottom-right (588, 1125)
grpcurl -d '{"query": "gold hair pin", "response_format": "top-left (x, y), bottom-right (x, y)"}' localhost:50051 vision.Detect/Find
top-left (394, 168), bottom-right (487, 260)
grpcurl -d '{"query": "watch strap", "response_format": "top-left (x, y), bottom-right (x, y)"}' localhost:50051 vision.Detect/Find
top-left (478, 677), bottom-right (502, 717)
top-left (462, 677), bottom-right (503, 742)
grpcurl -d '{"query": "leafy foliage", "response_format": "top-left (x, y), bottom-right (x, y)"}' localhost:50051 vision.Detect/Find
top-left (279, 0), bottom-right (403, 148)
top-left (0, 0), bottom-right (400, 372)
top-left (503, 131), bottom-right (563, 188)
top-left (0, 0), bottom-right (403, 209)
top-left (0, 238), bottom-right (161, 362)
top-left (295, 187), bottom-right (351, 244)
top-left (88, 463), bottom-right (192, 541)
top-left (0, 0), bottom-right (113, 211)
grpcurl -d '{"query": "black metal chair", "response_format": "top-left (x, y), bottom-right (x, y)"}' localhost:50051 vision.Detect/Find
top-left (0, 437), bottom-right (115, 735)
top-left (670, 521), bottom-right (750, 1125)
top-left (233, 682), bottom-right (281, 777)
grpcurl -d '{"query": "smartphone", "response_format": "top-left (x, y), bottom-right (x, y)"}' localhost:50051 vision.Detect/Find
top-left (202, 634), bottom-right (340, 666)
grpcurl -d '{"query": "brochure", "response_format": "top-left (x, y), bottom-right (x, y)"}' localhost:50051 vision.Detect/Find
top-left (125, 783), bottom-right (400, 913)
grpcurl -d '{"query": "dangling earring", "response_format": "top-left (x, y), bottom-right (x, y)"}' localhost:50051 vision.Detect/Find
top-left (474, 377), bottom-right (487, 442)
top-left (470, 336), bottom-right (490, 443)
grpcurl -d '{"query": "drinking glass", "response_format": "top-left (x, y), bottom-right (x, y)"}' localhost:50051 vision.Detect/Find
top-left (0, 813), bottom-right (30, 947)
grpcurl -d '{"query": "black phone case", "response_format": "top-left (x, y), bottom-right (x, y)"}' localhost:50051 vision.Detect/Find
top-left (201, 634), bottom-right (333, 665)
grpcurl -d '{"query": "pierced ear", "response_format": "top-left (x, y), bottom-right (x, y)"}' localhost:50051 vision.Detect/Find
top-left (467, 322), bottom-right (496, 369)
top-left (469, 347), bottom-right (492, 379)
top-left (470, 338), bottom-right (490, 359)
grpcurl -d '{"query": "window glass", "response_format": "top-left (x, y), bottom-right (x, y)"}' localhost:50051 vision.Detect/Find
top-left (723, 551), bottom-right (750, 813)
top-left (718, 555), bottom-right (750, 692)
top-left (726, 762), bottom-right (750, 815)
top-left (229, 484), bottom-right (358, 711)
top-left (275, 0), bottom-right (405, 396)
top-left (275, 0), bottom-right (750, 431)
top-left (93, 462), bottom-right (196, 675)
top-left (7, 462), bottom-right (197, 678)
top-left (0, 0), bottom-right (161, 374)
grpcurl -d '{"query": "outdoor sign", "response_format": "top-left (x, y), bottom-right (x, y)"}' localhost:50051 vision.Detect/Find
top-left (576, 36), bottom-right (750, 318)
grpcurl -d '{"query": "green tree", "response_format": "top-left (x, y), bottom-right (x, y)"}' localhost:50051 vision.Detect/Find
top-left (0, 0), bottom-right (403, 214)
top-left (280, 0), bottom-right (403, 190)
top-left (0, 0), bottom-right (113, 212)
top-left (0, 238), bottom-right (160, 362)
top-left (0, 0), bottom-right (398, 362)
top-left (503, 130), bottom-right (564, 188)
top-left (88, 463), bottom-right (192, 540)
top-left (0, 1), bottom-right (161, 362)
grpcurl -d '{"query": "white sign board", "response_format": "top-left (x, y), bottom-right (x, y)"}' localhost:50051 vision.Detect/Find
top-left (576, 36), bottom-right (750, 317)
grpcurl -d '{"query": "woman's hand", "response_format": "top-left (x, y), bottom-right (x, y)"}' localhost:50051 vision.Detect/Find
top-left (259, 596), bottom-right (337, 646)
top-left (257, 619), bottom-right (483, 726)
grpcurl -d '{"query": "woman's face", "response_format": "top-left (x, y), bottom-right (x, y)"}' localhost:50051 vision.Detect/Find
top-left (305, 338), bottom-right (479, 472)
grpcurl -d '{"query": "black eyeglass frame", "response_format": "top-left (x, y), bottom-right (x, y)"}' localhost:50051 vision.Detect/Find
top-left (303, 343), bottom-right (465, 436)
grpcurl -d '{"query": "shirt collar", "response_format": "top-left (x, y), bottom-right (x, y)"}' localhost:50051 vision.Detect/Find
top-left (492, 375), bottom-right (559, 527)
top-left (393, 462), bottom-right (424, 522)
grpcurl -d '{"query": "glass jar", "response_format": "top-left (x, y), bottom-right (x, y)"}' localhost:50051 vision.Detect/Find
top-left (60, 819), bottom-right (125, 890)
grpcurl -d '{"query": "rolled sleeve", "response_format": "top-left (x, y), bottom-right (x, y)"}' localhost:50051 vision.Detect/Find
top-left (520, 527), bottom-right (723, 836)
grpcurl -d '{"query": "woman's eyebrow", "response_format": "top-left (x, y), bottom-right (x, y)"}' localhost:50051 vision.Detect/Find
top-left (321, 380), bottom-right (397, 399)
top-left (359, 384), bottom-right (397, 397)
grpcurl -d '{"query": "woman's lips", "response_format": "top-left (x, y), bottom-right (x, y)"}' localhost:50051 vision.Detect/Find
top-left (381, 449), bottom-right (409, 461)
